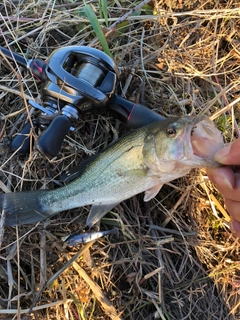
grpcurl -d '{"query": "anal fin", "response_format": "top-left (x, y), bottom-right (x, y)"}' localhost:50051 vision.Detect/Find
top-left (86, 203), bottom-right (119, 227)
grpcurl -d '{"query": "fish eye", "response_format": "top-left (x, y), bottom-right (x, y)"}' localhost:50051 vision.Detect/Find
top-left (166, 127), bottom-right (176, 137)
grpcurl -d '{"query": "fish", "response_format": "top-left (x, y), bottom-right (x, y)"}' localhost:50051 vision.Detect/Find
top-left (63, 228), bottom-right (119, 246)
top-left (0, 115), bottom-right (224, 228)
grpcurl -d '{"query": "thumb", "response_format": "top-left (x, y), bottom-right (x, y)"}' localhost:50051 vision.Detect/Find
top-left (213, 139), bottom-right (240, 165)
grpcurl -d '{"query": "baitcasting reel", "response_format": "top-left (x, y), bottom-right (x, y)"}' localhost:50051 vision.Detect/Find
top-left (0, 45), bottom-right (164, 158)
top-left (3, 46), bottom-right (119, 158)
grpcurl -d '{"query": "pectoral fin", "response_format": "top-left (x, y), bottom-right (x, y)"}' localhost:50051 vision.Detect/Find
top-left (86, 203), bottom-right (119, 227)
top-left (144, 184), bottom-right (163, 202)
top-left (118, 168), bottom-right (147, 177)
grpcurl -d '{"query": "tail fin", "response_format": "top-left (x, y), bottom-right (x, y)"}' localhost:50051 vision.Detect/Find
top-left (0, 190), bottom-right (52, 226)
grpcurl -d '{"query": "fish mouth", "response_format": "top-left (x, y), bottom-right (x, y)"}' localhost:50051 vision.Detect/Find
top-left (187, 115), bottom-right (224, 162)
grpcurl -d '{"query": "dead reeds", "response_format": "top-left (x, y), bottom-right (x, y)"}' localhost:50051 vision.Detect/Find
top-left (0, 0), bottom-right (240, 319)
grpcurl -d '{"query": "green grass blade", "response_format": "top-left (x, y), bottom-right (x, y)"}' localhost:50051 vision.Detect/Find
top-left (84, 4), bottom-right (111, 56)
top-left (99, 0), bottom-right (108, 27)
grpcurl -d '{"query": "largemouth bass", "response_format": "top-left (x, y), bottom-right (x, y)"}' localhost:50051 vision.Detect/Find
top-left (0, 115), bottom-right (224, 227)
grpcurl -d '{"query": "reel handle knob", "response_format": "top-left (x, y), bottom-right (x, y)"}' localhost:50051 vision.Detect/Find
top-left (37, 115), bottom-right (72, 159)
top-left (11, 121), bottom-right (37, 154)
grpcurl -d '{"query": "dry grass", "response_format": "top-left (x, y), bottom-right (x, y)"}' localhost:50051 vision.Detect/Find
top-left (0, 0), bottom-right (240, 319)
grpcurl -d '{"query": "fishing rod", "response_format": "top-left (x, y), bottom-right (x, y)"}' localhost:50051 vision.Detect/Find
top-left (0, 45), bottom-right (164, 158)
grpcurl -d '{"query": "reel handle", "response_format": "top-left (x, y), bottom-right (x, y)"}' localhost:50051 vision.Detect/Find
top-left (11, 121), bottom-right (37, 154)
top-left (37, 115), bottom-right (72, 159)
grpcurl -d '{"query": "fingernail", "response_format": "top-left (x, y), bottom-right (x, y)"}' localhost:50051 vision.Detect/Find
top-left (230, 220), bottom-right (240, 236)
top-left (213, 175), bottom-right (233, 190)
top-left (222, 177), bottom-right (233, 190)
top-left (213, 144), bottom-right (231, 163)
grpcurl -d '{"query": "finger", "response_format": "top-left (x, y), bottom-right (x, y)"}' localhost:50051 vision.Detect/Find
top-left (206, 168), bottom-right (240, 201)
top-left (213, 139), bottom-right (240, 165)
top-left (229, 219), bottom-right (240, 238)
top-left (206, 166), bottom-right (235, 189)
top-left (225, 198), bottom-right (240, 224)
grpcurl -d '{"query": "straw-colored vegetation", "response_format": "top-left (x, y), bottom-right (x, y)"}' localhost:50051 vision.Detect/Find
top-left (0, 0), bottom-right (240, 319)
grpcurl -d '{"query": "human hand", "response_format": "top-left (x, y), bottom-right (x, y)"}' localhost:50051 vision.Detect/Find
top-left (206, 138), bottom-right (240, 237)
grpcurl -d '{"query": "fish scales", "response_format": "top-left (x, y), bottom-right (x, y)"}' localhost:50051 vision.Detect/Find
top-left (0, 116), bottom-right (224, 227)
top-left (42, 126), bottom-right (151, 208)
